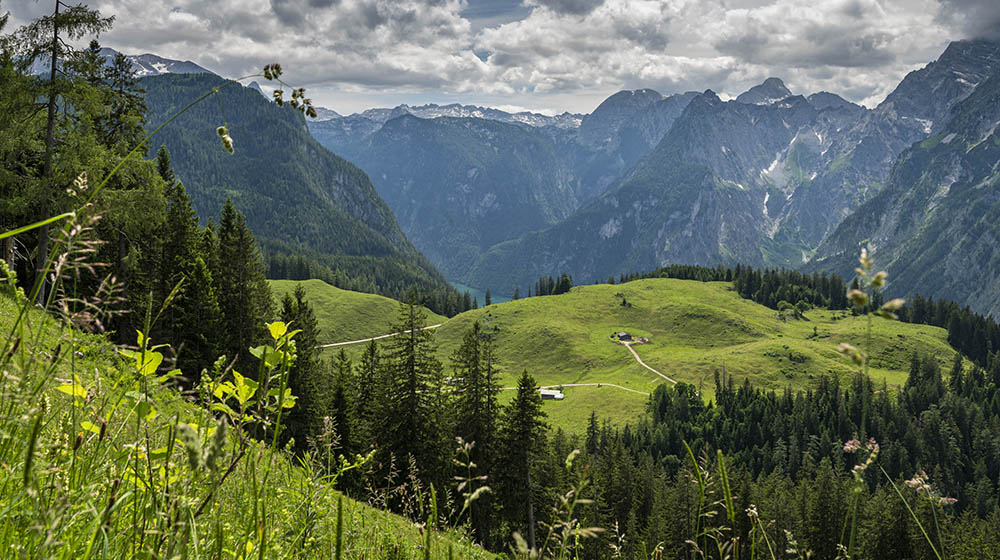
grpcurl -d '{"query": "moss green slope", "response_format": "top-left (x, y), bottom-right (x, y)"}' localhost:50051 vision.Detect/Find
top-left (316, 278), bottom-right (961, 434)
top-left (270, 279), bottom-right (446, 344)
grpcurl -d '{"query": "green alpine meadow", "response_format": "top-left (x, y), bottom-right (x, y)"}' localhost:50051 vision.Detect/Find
top-left (2, 1), bottom-right (1000, 559)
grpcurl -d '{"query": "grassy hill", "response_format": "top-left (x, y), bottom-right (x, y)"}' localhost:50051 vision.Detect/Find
top-left (0, 292), bottom-right (494, 559)
top-left (270, 279), bottom-right (446, 344)
top-left (303, 278), bottom-right (961, 434)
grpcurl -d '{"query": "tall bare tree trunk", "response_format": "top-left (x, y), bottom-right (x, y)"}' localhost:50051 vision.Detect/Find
top-left (34, 0), bottom-right (59, 304)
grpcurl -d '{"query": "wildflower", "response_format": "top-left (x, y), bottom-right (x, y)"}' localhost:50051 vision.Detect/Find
top-left (843, 439), bottom-right (862, 453)
top-left (939, 497), bottom-right (957, 506)
top-left (848, 289), bottom-right (868, 307)
top-left (882, 298), bottom-right (905, 311)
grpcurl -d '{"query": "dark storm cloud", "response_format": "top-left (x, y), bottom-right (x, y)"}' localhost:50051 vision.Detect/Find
top-left (937, 0), bottom-right (1000, 40)
top-left (533, 0), bottom-right (606, 16)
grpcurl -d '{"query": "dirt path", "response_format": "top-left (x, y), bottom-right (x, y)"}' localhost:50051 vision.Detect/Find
top-left (317, 324), bottom-right (443, 348)
top-left (623, 342), bottom-right (677, 384)
top-left (500, 382), bottom-right (649, 396)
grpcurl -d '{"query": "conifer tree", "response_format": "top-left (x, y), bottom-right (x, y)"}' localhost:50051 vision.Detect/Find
top-left (497, 370), bottom-right (548, 550)
top-left (330, 348), bottom-right (355, 457)
top-left (216, 200), bottom-right (272, 373)
top-left (355, 338), bottom-right (381, 450)
top-left (452, 321), bottom-right (501, 544)
top-left (484, 288), bottom-right (492, 306)
top-left (378, 297), bottom-right (446, 489)
top-left (279, 284), bottom-right (324, 451)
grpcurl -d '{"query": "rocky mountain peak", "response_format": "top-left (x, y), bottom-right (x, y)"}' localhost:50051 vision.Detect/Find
top-left (736, 77), bottom-right (792, 105)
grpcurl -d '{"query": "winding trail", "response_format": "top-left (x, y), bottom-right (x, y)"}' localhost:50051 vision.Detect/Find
top-left (317, 324), bottom-right (443, 348)
top-left (623, 342), bottom-right (677, 385)
top-left (500, 383), bottom-right (650, 396)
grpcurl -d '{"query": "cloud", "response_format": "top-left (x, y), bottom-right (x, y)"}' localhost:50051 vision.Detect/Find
top-left (936, 0), bottom-right (1000, 40)
top-left (1, 0), bottom-right (982, 114)
top-left (530, 0), bottom-right (605, 16)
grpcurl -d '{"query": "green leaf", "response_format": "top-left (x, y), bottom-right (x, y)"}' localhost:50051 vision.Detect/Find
top-left (211, 402), bottom-right (237, 417)
top-left (57, 383), bottom-right (87, 399)
top-left (80, 421), bottom-right (101, 434)
top-left (136, 401), bottom-right (157, 422)
top-left (149, 446), bottom-right (170, 461)
top-left (136, 351), bottom-right (164, 377)
top-left (268, 321), bottom-right (288, 340)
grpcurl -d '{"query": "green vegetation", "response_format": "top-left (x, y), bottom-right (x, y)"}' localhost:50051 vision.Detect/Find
top-left (310, 278), bottom-right (960, 433)
top-left (271, 278), bottom-right (445, 343)
top-left (140, 73), bottom-right (460, 314)
top-left (0, 282), bottom-right (494, 558)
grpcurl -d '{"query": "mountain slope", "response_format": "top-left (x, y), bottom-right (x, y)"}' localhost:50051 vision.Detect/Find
top-left (811, 68), bottom-right (1000, 317)
top-left (141, 73), bottom-right (452, 300)
top-left (463, 39), bottom-right (1000, 294)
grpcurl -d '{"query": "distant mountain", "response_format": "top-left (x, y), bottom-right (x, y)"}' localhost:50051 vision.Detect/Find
top-left (28, 47), bottom-right (212, 77)
top-left (735, 77), bottom-right (793, 105)
top-left (461, 39), bottom-right (1000, 295)
top-left (350, 103), bottom-right (583, 128)
top-left (140, 73), bottom-right (452, 300)
top-left (810, 66), bottom-right (1000, 317)
top-left (307, 89), bottom-right (698, 281)
top-left (318, 114), bottom-right (578, 279)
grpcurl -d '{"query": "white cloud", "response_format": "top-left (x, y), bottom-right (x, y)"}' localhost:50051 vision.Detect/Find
top-left (0, 0), bottom-right (986, 114)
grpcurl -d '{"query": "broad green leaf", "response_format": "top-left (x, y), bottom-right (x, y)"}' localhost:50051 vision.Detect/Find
top-left (136, 401), bottom-right (157, 422)
top-left (268, 321), bottom-right (288, 340)
top-left (211, 402), bottom-right (237, 417)
top-left (136, 351), bottom-right (163, 377)
top-left (57, 383), bottom-right (87, 399)
top-left (80, 421), bottom-right (101, 434)
top-left (149, 446), bottom-right (170, 461)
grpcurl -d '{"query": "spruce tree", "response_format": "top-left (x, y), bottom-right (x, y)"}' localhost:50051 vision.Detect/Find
top-left (216, 200), bottom-right (273, 373)
top-left (355, 338), bottom-right (381, 451)
top-left (378, 297), bottom-right (446, 490)
top-left (497, 370), bottom-right (548, 550)
top-left (452, 321), bottom-right (501, 544)
top-left (279, 284), bottom-right (324, 452)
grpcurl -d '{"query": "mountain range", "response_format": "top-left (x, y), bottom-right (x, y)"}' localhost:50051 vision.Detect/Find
top-left (125, 40), bottom-right (1000, 317)
top-left (301, 38), bottom-right (1000, 317)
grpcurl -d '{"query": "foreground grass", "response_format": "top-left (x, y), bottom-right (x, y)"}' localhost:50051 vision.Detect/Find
top-left (0, 294), bottom-right (495, 559)
top-left (298, 278), bottom-right (960, 434)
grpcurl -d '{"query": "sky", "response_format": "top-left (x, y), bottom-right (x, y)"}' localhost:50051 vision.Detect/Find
top-left (5, 0), bottom-right (1000, 115)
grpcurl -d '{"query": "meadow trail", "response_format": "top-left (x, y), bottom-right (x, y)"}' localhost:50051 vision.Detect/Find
top-left (623, 342), bottom-right (677, 384)
top-left (317, 324), bottom-right (443, 348)
top-left (499, 383), bottom-right (650, 396)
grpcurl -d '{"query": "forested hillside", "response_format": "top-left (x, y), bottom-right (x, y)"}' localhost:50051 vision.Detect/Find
top-left (140, 73), bottom-right (457, 309)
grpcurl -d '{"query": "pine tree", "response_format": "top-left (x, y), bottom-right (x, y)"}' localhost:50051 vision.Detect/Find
top-left (216, 200), bottom-right (273, 373)
top-left (279, 284), bottom-right (324, 452)
top-left (452, 321), bottom-right (501, 545)
top-left (484, 288), bottom-right (492, 306)
top-left (498, 370), bottom-right (548, 550)
top-left (378, 297), bottom-right (446, 490)
top-left (512, 287), bottom-right (520, 300)
top-left (355, 339), bottom-right (381, 450)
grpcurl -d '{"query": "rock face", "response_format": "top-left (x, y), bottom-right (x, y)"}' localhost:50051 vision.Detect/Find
top-left (735, 77), bottom-right (793, 105)
top-left (810, 69), bottom-right (1000, 317)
